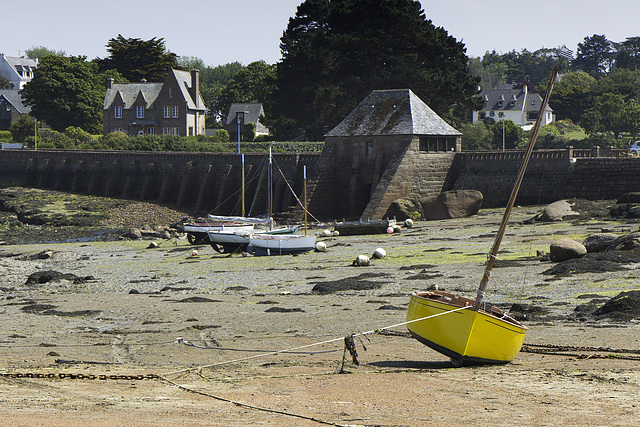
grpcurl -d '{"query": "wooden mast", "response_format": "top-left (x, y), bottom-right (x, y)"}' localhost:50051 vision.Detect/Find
top-left (241, 153), bottom-right (245, 217)
top-left (304, 165), bottom-right (308, 236)
top-left (268, 146), bottom-right (273, 231)
top-left (473, 66), bottom-right (559, 310)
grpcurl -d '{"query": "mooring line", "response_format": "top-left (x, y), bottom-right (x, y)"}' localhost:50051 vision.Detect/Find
top-left (160, 305), bottom-right (470, 377)
top-left (157, 375), bottom-right (347, 426)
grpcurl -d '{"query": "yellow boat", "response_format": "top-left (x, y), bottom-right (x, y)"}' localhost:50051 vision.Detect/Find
top-left (406, 67), bottom-right (559, 367)
top-left (406, 290), bottom-right (527, 366)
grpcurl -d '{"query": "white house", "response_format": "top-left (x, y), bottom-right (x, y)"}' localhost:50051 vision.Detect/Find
top-left (0, 54), bottom-right (38, 89)
top-left (473, 83), bottom-right (554, 131)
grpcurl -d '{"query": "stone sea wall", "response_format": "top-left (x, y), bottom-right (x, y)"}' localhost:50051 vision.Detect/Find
top-left (0, 147), bottom-right (636, 219)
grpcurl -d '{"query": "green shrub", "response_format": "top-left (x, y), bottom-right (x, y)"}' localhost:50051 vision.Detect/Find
top-left (0, 130), bottom-right (12, 142)
top-left (39, 129), bottom-right (72, 148)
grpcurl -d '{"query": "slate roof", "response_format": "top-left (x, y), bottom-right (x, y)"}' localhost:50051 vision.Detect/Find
top-left (226, 103), bottom-right (266, 125)
top-left (477, 87), bottom-right (552, 113)
top-left (173, 69), bottom-right (206, 111)
top-left (325, 89), bottom-right (461, 137)
top-left (0, 89), bottom-right (31, 114)
top-left (103, 69), bottom-right (206, 111)
top-left (103, 82), bottom-right (162, 109)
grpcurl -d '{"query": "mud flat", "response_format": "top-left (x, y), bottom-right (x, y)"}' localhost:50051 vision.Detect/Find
top-left (1, 204), bottom-right (640, 426)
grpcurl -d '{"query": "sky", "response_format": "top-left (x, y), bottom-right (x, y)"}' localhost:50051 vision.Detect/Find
top-left (2, 0), bottom-right (639, 67)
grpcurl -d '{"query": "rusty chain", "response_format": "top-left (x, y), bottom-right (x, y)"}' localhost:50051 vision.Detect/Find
top-left (0, 372), bottom-right (159, 380)
top-left (521, 343), bottom-right (640, 361)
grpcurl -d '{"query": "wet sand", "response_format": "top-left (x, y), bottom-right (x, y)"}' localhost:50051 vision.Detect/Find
top-left (1, 205), bottom-right (639, 426)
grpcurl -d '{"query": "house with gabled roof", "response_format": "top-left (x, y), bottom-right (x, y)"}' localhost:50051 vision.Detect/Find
top-left (225, 103), bottom-right (269, 141)
top-left (103, 69), bottom-right (206, 137)
top-left (0, 89), bottom-right (31, 130)
top-left (308, 89), bottom-right (463, 219)
top-left (473, 83), bottom-right (554, 130)
top-left (0, 54), bottom-right (38, 89)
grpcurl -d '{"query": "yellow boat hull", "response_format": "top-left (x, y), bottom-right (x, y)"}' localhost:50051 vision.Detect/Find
top-left (406, 291), bottom-right (527, 366)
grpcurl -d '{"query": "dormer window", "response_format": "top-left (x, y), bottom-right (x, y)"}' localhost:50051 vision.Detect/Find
top-left (497, 100), bottom-right (503, 107)
top-left (136, 106), bottom-right (144, 118)
top-left (509, 100), bottom-right (515, 106)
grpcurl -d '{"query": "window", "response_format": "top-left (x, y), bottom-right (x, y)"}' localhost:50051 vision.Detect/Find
top-left (478, 112), bottom-right (486, 120)
top-left (498, 112), bottom-right (505, 118)
top-left (419, 136), bottom-right (457, 152)
top-left (136, 106), bottom-right (144, 119)
top-left (168, 88), bottom-right (173, 98)
top-left (527, 111), bottom-right (538, 121)
top-left (163, 127), bottom-right (179, 135)
top-left (114, 106), bottom-right (122, 118)
top-left (163, 106), bottom-right (171, 118)
top-left (366, 141), bottom-right (374, 158)
top-left (172, 106), bottom-right (179, 118)
top-left (147, 127), bottom-right (156, 135)
top-left (189, 126), bottom-right (194, 136)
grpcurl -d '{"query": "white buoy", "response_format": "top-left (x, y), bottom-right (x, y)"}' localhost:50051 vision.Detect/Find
top-left (315, 241), bottom-right (327, 252)
top-left (191, 249), bottom-right (198, 256)
top-left (354, 254), bottom-right (370, 266)
top-left (404, 218), bottom-right (414, 228)
top-left (321, 229), bottom-right (332, 237)
top-left (372, 247), bottom-right (386, 259)
top-left (332, 230), bottom-right (340, 236)
top-left (393, 225), bottom-right (402, 233)
top-left (386, 227), bottom-right (394, 234)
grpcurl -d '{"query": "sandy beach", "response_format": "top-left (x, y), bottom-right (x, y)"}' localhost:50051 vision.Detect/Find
top-left (1, 203), bottom-right (639, 426)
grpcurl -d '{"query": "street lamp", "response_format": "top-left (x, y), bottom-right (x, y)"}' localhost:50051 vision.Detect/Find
top-left (34, 118), bottom-right (37, 151)
top-left (236, 111), bottom-right (244, 154)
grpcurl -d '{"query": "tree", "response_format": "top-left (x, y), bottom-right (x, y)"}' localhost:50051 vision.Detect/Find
top-left (269, 0), bottom-right (480, 140)
top-left (97, 35), bottom-right (178, 82)
top-left (9, 114), bottom-right (37, 143)
top-left (488, 120), bottom-right (523, 150)
top-left (460, 122), bottom-right (493, 150)
top-left (582, 93), bottom-right (638, 138)
top-left (20, 55), bottom-right (118, 133)
top-left (613, 37), bottom-right (640, 70)
top-left (216, 61), bottom-right (276, 122)
top-left (24, 46), bottom-right (66, 58)
top-left (592, 68), bottom-right (640, 100)
top-left (574, 34), bottom-right (613, 79)
top-left (549, 71), bottom-right (596, 123)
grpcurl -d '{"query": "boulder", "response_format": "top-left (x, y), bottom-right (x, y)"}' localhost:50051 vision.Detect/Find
top-left (421, 190), bottom-right (483, 220)
top-left (384, 198), bottom-right (423, 221)
top-left (582, 233), bottom-right (618, 253)
top-left (616, 192), bottom-right (640, 204)
top-left (608, 232), bottom-right (640, 251)
top-left (121, 228), bottom-right (143, 239)
top-left (540, 200), bottom-right (579, 222)
top-left (549, 238), bottom-right (587, 262)
top-left (594, 290), bottom-right (640, 320)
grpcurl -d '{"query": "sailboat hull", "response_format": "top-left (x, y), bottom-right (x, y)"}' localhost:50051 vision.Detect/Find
top-left (406, 291), bottom-right (527, 366)
top-left (249, 234), bottom-right (317, 256)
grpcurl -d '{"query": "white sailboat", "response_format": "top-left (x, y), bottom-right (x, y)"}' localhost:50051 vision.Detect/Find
top-left (248, 160), bottom-right (316, 256)
top-left (207, 151), bottom-right (298, 253)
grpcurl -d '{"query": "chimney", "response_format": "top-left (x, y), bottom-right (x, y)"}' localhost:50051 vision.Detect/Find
top-left (191, 69), bottom-right (200, 108)
top-left (106, 78), bottom-right (114, 89)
